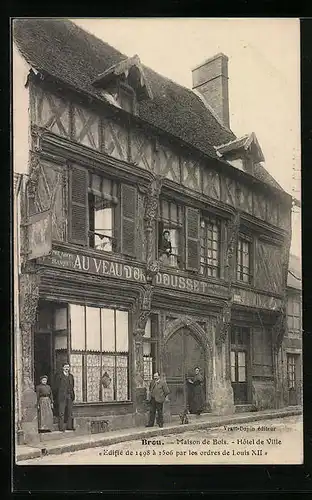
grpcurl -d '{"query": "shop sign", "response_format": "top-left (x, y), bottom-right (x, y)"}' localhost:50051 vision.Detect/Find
top-left (232, 287), bottom-right (282, 311)
top-left (39, 249), bottom-right (229, 298)
top-left (38, 249), bottom-right (146, 283)
top-left (28, 210), bottom-right (52, 260)
top-left (156, 271), bottom-right (228, 297)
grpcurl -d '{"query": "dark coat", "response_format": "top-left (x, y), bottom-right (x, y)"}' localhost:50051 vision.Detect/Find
top-left (54, 371), bottom-right (75, 403)
top-left (187, 373), bottom-right (205, 414)
top-left (149, 379), bottom-right (170, 403)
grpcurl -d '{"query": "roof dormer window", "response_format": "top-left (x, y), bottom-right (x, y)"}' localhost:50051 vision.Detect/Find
top-left (215, 132), bottom-right (265, 176)
top-left (92, 54), bottom-right (153, 114)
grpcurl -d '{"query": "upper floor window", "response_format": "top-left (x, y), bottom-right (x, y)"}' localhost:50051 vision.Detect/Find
top-left (158, 199), bottom-right (183, 268)
top-left (69, 164), bottom-right (137, 257)
top-left (200, 216), bottom-right (221, 278)
top-left (287, 295), bottom-right (301, 334)
top-left (88, 173), bottom-right (118, 252)
top-left (117, 83), bottom-right (136, 113)
top-left (236, 236), bottom-right (252, 283)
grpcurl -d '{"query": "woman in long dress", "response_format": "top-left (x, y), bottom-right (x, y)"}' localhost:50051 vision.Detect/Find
top-left (187, 367), bottom-right (205, 415)
top-left (36, 375), bottom-right (54, 432)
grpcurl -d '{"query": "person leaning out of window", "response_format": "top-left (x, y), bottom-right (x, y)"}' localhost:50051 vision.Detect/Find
top-left (159, 230), bottom-right (172, 264)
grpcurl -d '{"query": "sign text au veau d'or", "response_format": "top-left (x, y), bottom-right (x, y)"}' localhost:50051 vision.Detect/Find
top-left (40, 250), bottom-right (227, 296)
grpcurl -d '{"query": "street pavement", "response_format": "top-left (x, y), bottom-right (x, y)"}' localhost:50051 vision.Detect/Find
top-left (18, 415), bottom-right (302, 465)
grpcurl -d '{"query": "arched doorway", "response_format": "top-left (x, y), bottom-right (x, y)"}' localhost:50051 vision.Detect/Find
top-left (163, 327), bottom-right (206, 414)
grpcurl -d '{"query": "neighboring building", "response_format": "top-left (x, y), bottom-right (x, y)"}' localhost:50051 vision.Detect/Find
top-left (13, 19), bottom-right (293, 445)
top-left (284, 254), bottom-right (302, 406)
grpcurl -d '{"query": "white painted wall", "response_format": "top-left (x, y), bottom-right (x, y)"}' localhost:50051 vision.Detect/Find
top-left (13, 42), bottom-right (31, 432)
top-left (13, 42), bottom-right (31, 175)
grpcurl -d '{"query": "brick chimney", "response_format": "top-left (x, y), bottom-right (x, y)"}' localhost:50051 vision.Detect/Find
top-left (192, 53), bottom-right (230, 129)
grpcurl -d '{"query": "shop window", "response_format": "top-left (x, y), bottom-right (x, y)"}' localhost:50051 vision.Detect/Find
top-left (69, 165), bottom-right (137, 257)
top-left (287, 295), bottom-right (301, 335)
top-left (69, 304), bottom-right (129, 403)
top-left (158, 199), bottom-right (183, 268)
top-left (200, 216), bottom-right (221, 278)
top-left (142, 316), bottom-right (158, 391)
top-left (236, 236), bottom-right (252, 283)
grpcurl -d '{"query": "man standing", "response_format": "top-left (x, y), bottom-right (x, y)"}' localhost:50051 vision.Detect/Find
top-left (54, 363), bottom-right (75, 432)
top-left (146, 372), bottom-right (170, 428)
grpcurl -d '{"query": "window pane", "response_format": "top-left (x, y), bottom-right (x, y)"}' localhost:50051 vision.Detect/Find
top-left (231, 365), bottom-right (236, 382)
top-left (170, 203), bottom-right (177, 222)
top-left (86, 307), bottom-right (101, 351)
top-left (238, 351), bottom-right (246, 367)
top-left (144, 356), bottom-right (153, 386)
top-left (287, 316), bottom-right (294, 329)
top-left (94, 203), bottom-right (113, 252)
top-left (162, 200), bottom-right (169, 220)
top-left (102, 177), bottom-right (112, 196)
top-left (86, 353), bottom-right (101, 402)
top-left (293, 317), bottom-right (300, 331)
top-left (116, 310), bottom-right (129, 352)
top-left (55, 333), bottom-right (67, 350)
top-left (91, 173), bottom-right (101, 193)
top-left (143, 341), bottom-right (151, 356)
top-left (101, 308), bottom-right (115, 351)
top-left (293, 301), bottom-right (300, 315)
top-left (231, 350), bottom-right (236, 366)
top-left (170, 228), bottom-right (179, 253)
top-left (116, 356), bottom-right (128, 401)
top-left (238, 366), bottom-right (246, 382)
top-left (54, 307), bottom-right (67, 330)
top-left (70, 353), bottom-right (83, 402)
top-left (70, 304), bottom-right (85, 351)
top-left (144, 318), bottom-right (151, 338)
top-left (101, 355), bottom-right (115, 401)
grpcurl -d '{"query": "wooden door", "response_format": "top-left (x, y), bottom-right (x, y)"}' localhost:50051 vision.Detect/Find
top-left (287, 354), bottom-right (298, 406)
top-left (34, 332), bottom-right (53, 386)
top-left (230, 349), bottom-right (248, 404)
top-left (163, 328), bottom-right (205, 414)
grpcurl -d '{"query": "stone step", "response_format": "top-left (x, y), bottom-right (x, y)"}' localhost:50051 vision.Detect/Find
top-left (39, 430), bottom-right (75, 443)
top-left (235, 404), bottom-right (256, 413)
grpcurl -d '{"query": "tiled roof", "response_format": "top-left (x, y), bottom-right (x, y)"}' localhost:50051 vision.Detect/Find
top-left (13, 18), bottom-right (285, 192)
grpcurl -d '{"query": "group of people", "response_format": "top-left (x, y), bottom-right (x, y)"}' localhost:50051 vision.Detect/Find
top-left (36, 363), bottom-right (205, 432)
top-left (146, 367), bottom-right (205, 428)
top-left (36, 363), bottom-right (75, 433)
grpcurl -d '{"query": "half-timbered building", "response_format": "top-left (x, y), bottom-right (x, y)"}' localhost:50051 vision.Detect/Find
top-left (13, 19), bottom-right (293, 444)
top-left (284, 254), bottom-right (302, 407)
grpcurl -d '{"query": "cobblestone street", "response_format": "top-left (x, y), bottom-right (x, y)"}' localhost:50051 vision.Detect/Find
top-left (18, 415), bottom-right (303, 465)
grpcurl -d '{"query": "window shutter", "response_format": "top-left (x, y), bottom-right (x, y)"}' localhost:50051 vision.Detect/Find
top-left (69, 164), bottom-right (88, 246)
top-left (185, 207), bottom-right (200, 271)
top-left (121, 183), bottom-right (136, 257)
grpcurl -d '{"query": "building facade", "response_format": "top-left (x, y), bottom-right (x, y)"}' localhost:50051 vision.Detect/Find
top-left (13, 19), bottom-right (294, 444)
top-left (284, 254), bottom-right (302, 407)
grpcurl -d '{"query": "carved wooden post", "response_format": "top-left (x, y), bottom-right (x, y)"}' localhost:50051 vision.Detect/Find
top-left (216, 211), bottom-right (240, 348)
top-left (17, 158), bottom-right (42, 443)
top-left (145, 175), bottom-right (162, 268)
top-left (19, 266), bottom-right (40, 443)
top-left (212, 211), bottom-right (240, 415)
top-left (133, 176), bottom-right (162, 423)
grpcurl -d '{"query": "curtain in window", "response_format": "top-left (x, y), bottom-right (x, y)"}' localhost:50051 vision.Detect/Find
top-left (70, 305), bottom-right (85, 351)
top-left (70, 354), bottom-right (83, 403)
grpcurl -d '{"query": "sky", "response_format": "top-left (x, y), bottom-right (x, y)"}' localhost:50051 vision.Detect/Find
top-left (73, 19), bottom-right (301, 257)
